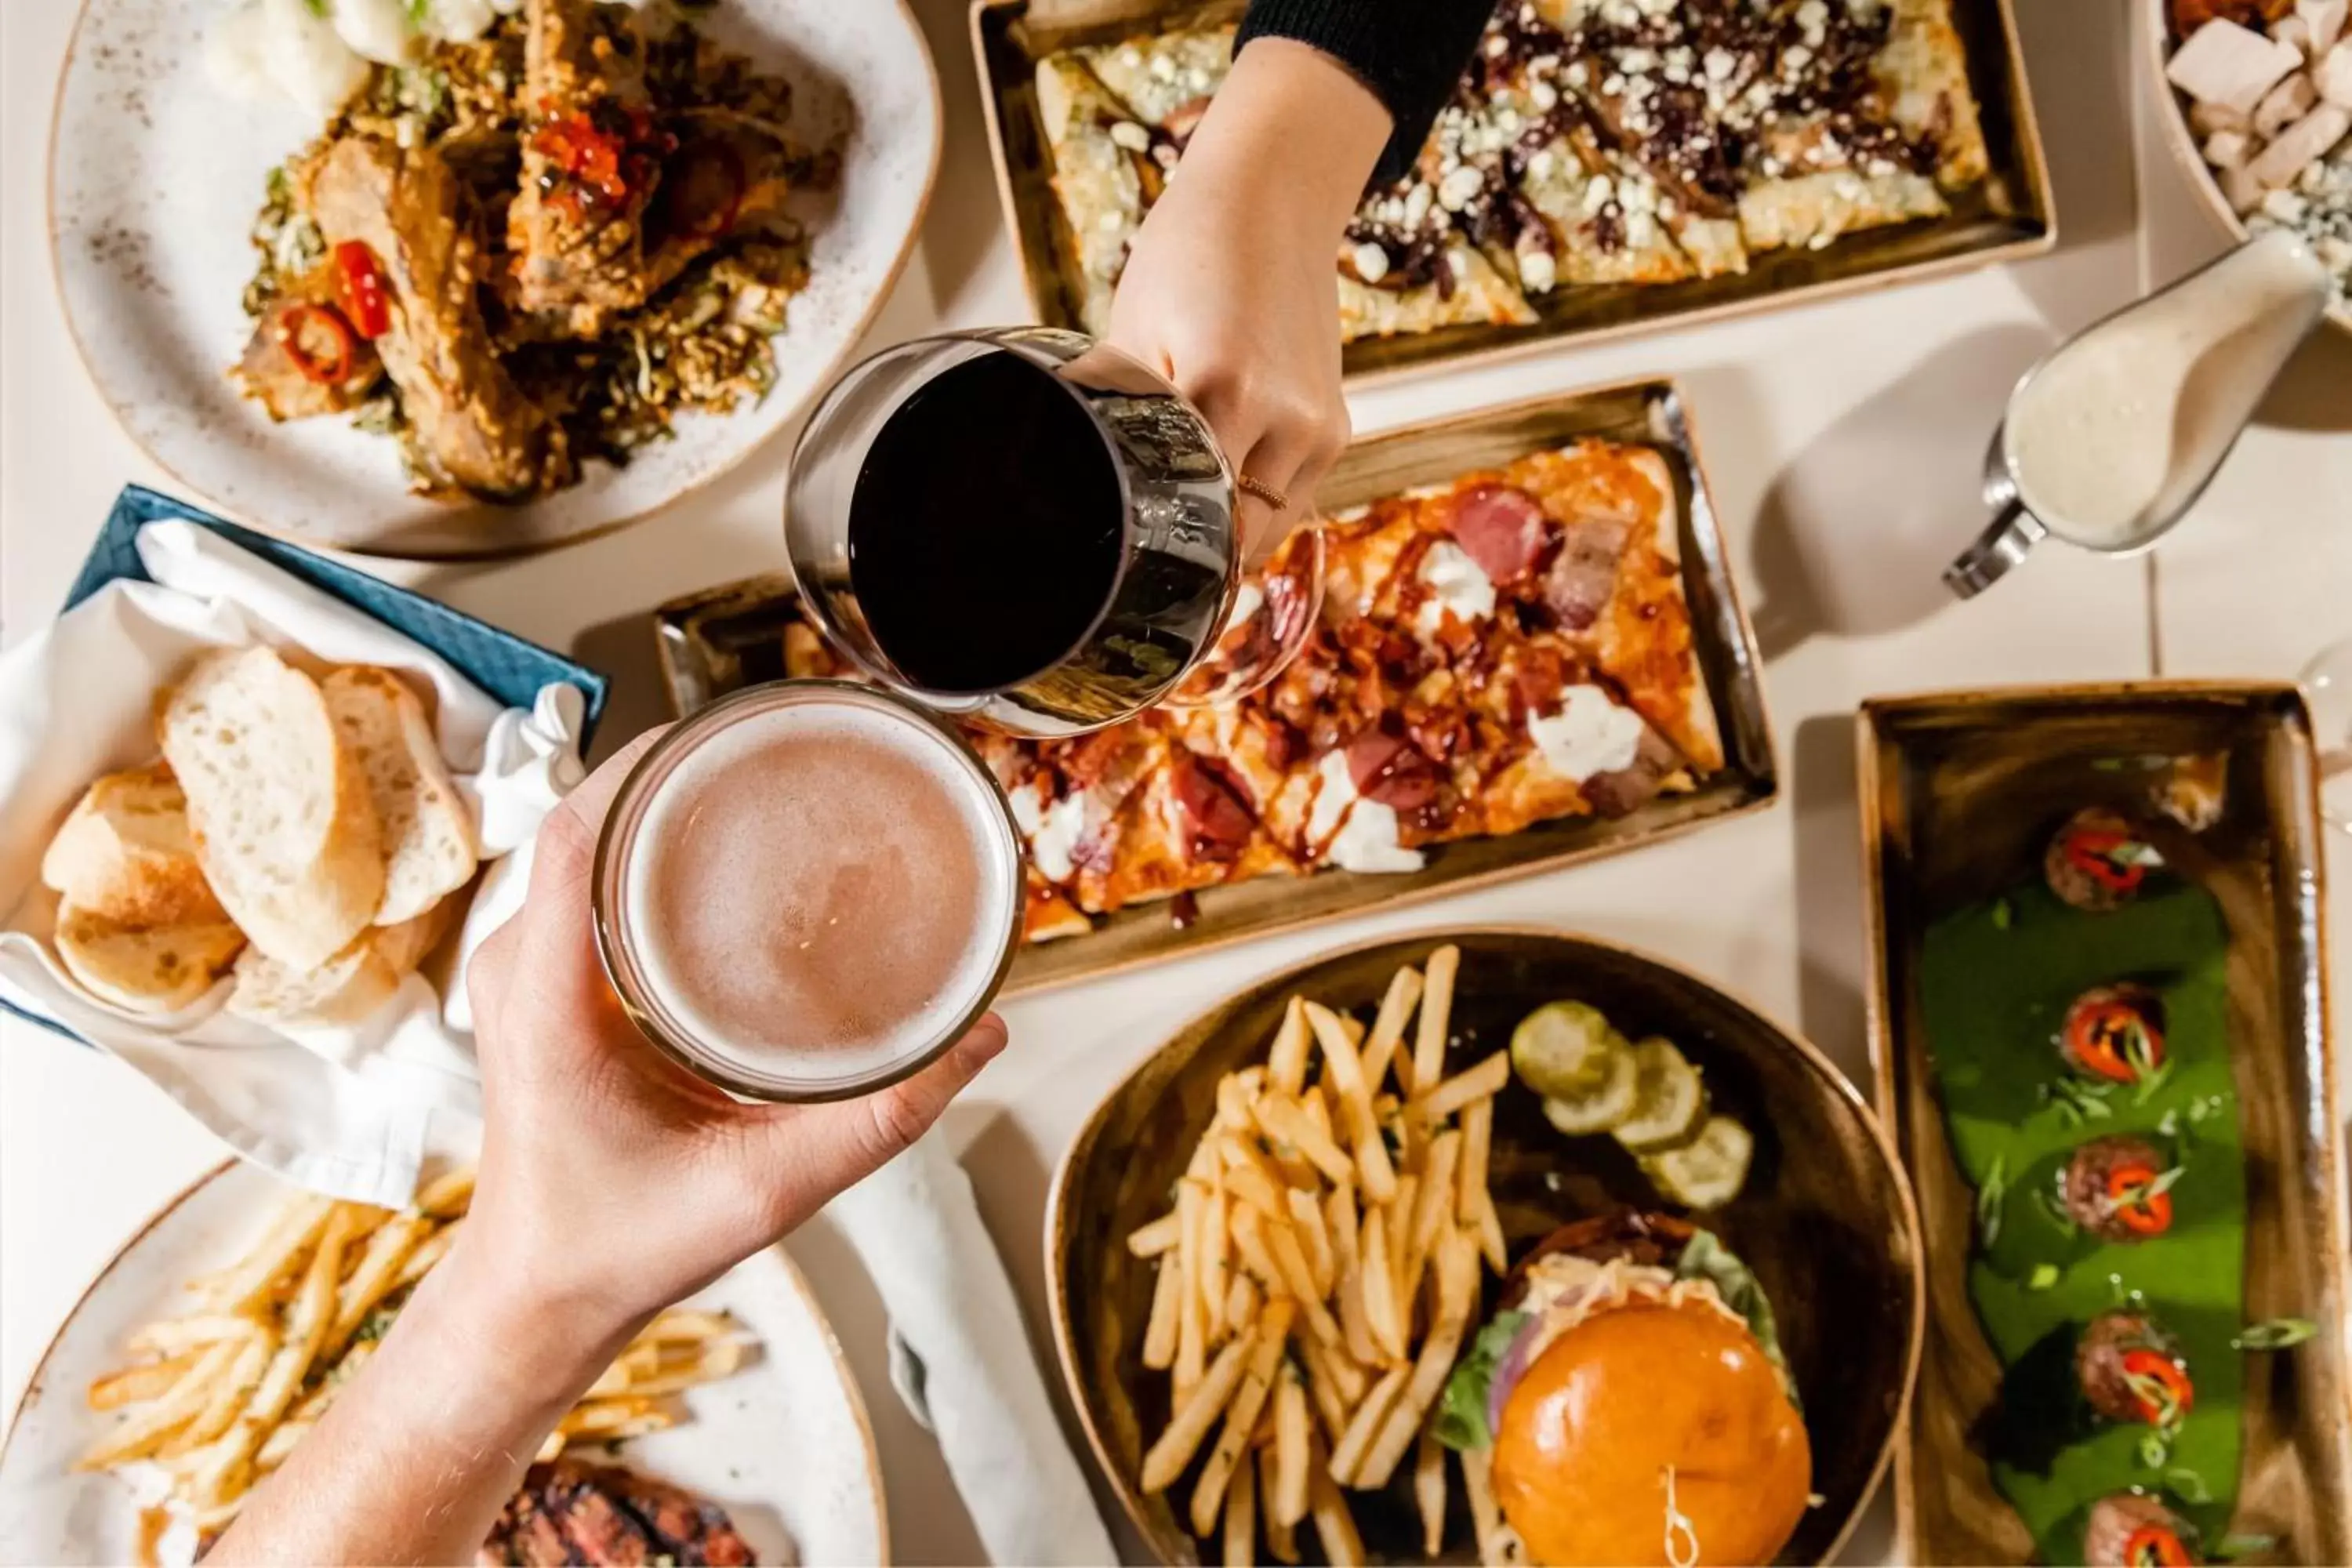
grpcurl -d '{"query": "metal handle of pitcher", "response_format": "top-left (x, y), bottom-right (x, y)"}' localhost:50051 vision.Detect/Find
top-left (1944, 498), bottom-right (2049, 600)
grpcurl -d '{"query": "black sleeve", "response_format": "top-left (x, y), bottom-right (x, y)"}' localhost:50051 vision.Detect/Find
top-left (1236, 0), bottom-right (1495, 186)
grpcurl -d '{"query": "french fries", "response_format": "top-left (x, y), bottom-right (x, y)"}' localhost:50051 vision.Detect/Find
top-left (77, 1167), bottom-right (757, 1529)
top-left (1131, 951), bottom-right (1509, 1562)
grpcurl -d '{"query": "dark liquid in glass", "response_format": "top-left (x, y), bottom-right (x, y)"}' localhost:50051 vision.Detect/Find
top-left (847, 351), bottom-right (1125, 695)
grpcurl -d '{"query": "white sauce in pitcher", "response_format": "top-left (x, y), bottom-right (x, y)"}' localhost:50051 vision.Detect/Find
top-left (2003, 229), bottom-right (2328, 550)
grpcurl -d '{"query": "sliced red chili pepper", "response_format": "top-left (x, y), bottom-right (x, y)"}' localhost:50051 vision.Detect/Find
top-left (2105, 1165), bottom-right (2174, 1236)
top-left (2123, 1526), bottom-right (2194, 1567)
top-left (2122, 1348), bottom-right (2194, 1425)
top-left (532, 111), bottom-right (633, 209)
top-left (331, 241), bottom-right (392, 339)
top-left (276, 303), bottom-right (356, 386)
top-left (2065, 996), bottom-right (2165, 1085)
top-left (2067, 827), bottom-right (2153, 894)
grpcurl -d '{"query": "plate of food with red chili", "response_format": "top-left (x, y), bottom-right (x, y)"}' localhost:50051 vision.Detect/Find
top-left (1860, 684), bottom-right (2352, 1566)
top-left (49, 0), bottom-right (941, 557)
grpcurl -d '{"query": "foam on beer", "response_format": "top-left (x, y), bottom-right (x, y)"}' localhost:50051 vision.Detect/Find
top-left (620, 695), bottom-right (1016, 1085)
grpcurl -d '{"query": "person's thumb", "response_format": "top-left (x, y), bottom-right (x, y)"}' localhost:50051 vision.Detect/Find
top-left (756, 1014), bottom-right (1010, 1196)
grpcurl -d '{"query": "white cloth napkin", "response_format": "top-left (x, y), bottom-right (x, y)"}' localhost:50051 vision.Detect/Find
top-left (0, 519), bottom-right (583, 1207)
top-left (833, 1132), bottom-right (1118, 1566)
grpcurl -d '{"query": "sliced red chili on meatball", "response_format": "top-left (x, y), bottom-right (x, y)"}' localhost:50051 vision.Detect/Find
top-left (2046, 806), bottom-right (2165, 911)
top-left (2061, 1134), bottom-right (2176, 1241)
top-left (2060, 984), bottom-right (2167, 1086)
top-left (2084, 1492), bottom-right (2200, 1567)
top-left (2076, 1310), bottom-right (2191, 1426)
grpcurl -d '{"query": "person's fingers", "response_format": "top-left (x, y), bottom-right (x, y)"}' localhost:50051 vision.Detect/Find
top-left (1233, 409), bottom-right (1340, 568)
top-left (751, 1014), bottom-right (1011, 1205)
top-left (532, 728), bottom-right (669, 902)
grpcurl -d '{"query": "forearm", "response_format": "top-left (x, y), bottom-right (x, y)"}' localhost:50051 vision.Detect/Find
top-left (207, 1237), bottom-right (638, 1566)
top-left (1180, 38), bottom-right (1392, 241)
top-left (1238, 0), bottom-right (1496, 183)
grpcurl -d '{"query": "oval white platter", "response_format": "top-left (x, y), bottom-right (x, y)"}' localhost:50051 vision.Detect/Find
top-left (0, 1160), bottom-right (887, 1566)
top-left (49, 0), bottom-right (942, 558)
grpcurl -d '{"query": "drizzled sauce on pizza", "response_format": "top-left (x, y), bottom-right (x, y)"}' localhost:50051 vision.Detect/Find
top-left (783, 437), bottom-right (1724, 943)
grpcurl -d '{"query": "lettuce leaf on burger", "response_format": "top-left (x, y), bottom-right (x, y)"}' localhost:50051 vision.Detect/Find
top-left (1437, 1211), bottom-right (1812, 1567)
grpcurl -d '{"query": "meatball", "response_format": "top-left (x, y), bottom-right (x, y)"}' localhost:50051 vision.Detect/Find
top-left (2085, 1491), bottom-right (2199, 1566)
top-left (2063, 1135), bottom-right (2176, 1242)
top-left (2077, 1310), bottom-right (2193, 1426)
top-left (2060, 984), bottom-right (2167, 1087)
top-left (2046, 808), bottom-right (2164, 911)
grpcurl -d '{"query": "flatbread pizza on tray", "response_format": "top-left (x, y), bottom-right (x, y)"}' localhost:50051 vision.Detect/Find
top-left (1030, 0), bottom-right (1994, 343)
top-left (782, 433), bottom-right (1721, 945)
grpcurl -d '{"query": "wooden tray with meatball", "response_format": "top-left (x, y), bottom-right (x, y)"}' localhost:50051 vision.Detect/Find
top-left (1859, 683), bottom-right (2352, 1566)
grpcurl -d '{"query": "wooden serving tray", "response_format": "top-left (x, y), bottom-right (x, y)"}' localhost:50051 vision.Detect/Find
top-left (968, 0), bottom-right (2056, 386)
top-left (656, 378), bottom-right (1777, 996)
top-left (1857, 682), bottom-right (2350, 1565)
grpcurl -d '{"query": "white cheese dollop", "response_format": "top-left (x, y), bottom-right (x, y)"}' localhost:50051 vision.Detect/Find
top-left (1306, 752), bottom-right (1425, 875)
top-left (334, 0), bottom-right (418, 64)
top-left (205, 0), bottom-right (374, 117)
top-left (1413, 539), bottom-right (1497, 637)
top-left (1528, 684), bottom-right (1646, 782)
top-left (209, 0), bottom-right (543, 113)
top-left (1027, 790), bottom-right (1092, 884)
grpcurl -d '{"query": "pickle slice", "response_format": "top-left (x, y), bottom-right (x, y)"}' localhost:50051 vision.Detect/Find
top-left (1642, 1115), bottom-right (1755, 1210)
top-left (1511, 1001), bottom-right (1628, 1100)
top-left (1611, 1036), bottom-right (1708, 1152)
top-left (1541, 1043), bottom-right (1642, 1136)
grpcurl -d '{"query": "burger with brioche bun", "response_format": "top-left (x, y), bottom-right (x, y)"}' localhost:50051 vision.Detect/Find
top-left (1436, 1212), bottom-right (1813, 1566)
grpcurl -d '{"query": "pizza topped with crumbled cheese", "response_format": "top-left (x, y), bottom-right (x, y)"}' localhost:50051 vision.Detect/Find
top-left (779, 434), bottom-right (1722, 944)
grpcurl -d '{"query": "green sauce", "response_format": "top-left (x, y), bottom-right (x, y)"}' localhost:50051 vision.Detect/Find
top-left (1920, 880), bottom-right (2244, 1564)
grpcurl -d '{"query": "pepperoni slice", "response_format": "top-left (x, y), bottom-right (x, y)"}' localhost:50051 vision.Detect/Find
top-left (1345, 728), bottom-right (1441, 811)
top-left (1171, 753), bottom-right (1257, 862)
top-left (1448, 483), bottom-right (1553, 585)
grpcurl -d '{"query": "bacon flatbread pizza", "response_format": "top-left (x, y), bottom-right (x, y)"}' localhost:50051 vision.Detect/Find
top-left (781, 435), bottom-right (1722, 944)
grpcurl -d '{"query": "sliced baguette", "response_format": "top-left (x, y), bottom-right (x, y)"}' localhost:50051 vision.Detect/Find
top-left (321, 666), bottom-right (479, 926)
top-left (160, 647), bottom-right (384, 971)
top-left (40, 763), bottom-right (228, 927)
top-left (53, 905), bottom-right (245, 1016)
top-left (226, 898), bottom-right (454, 1029)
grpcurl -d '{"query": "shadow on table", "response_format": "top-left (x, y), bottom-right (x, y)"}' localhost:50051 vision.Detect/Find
top-left (1743, 325), bottom-right (2049, 661)
top-left (2254, 323), bottom-right (2352, 435)
top-left (959, 1107), bottom-right (1149, 1561)
top-left (907, 0), bottom-right (1015, 315)
top-left (569, 612), bottom-right (677, 765)
top-left (787, 1208), bottom-right (991, 1566)
top-left (1788, 709), bottom-right (1905, 1568)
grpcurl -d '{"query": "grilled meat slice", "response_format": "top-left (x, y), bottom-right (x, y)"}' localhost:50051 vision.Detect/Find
top-left (637, 109), bottom-right (801, 299)
top-left (307, 136), bottom-right (572, 502)
top-left (510, 0), bottom-right (666, 337)
top-left (230, 263), bottom-right (385, 422)
top-left (479, 1460), bottom-right (761, 1567)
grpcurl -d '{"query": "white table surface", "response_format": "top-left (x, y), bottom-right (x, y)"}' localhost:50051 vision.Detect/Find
top-left (2, 2), bottom-right (2345, 1563)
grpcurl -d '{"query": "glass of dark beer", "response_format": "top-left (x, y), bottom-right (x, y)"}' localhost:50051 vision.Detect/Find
top-left (782, 328), bottom-right (1322, 738)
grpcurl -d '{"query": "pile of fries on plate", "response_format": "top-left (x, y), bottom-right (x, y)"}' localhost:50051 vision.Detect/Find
top-left (1127, 945), bottom-right (1515, 1565)
top-left (75, 1168), bottom-right (756, 1531)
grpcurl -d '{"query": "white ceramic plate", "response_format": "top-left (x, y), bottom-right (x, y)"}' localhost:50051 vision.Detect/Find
top-left (49, 0), bottom-right (941, 558)
top-left (0, 1161), bottom-right (887, 1566)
